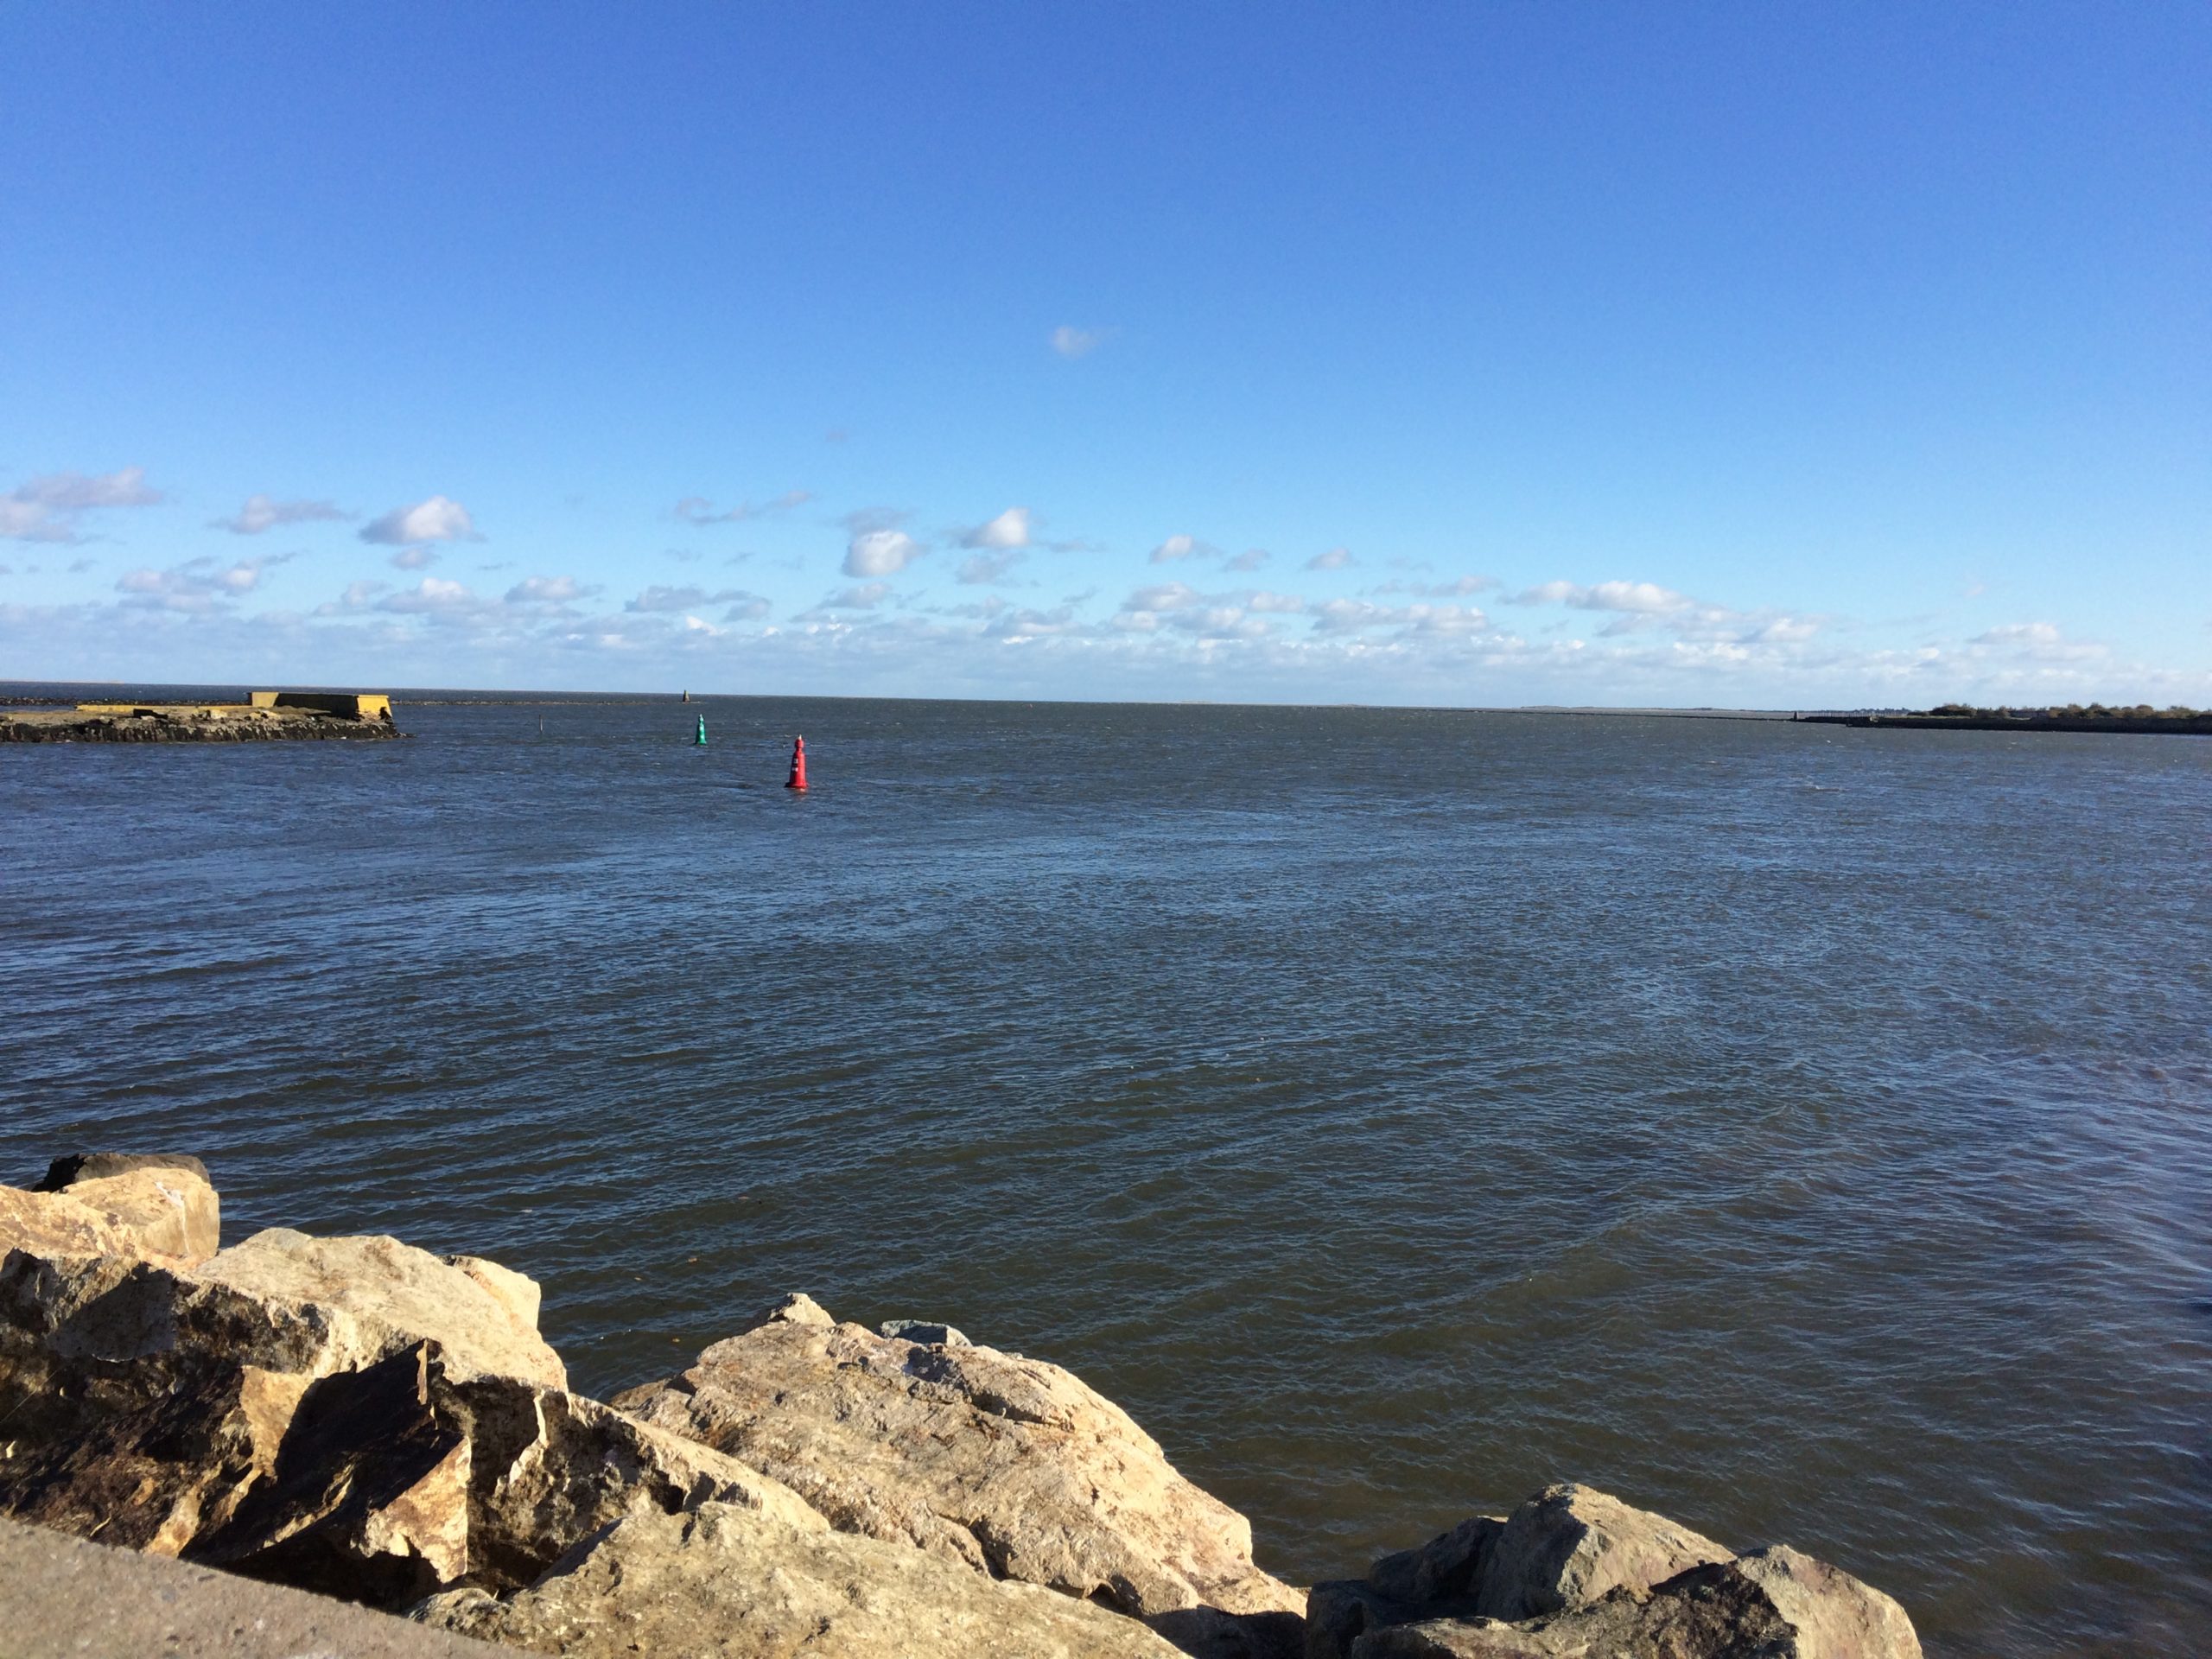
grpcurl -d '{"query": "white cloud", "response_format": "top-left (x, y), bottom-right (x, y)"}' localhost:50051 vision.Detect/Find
top-left (505, 575), bottom-right (592, 606)
top-left (961, 507), bottom-right (1033, 550)
top-left (1511, 579), bottom-right (1691, 613)
top-left (1122, 582), bottom-right (1204, 613)
top-left (215, 494), bottom-right (348, 535)
top-left (827, 582), bottom-right (893, 609)
top-left (626, 584), bottom-right (764, 613)
top-left (115, 553), bottom-right (288, 613)
top-left (1305, 546), bottom-right (1355, 571)
top-left (1052, 325), bottom-right (1103, 359)
top-left (1408, 575), bottom-right (1495, 598)
top-left (359, 495), bottom-right (480, 545)
top-left (958, 550), bottom-right (1026, 585)
top-left (391, 547), bottom-right (441, 570)
top-left (674, 490), bottom-right (811, 525)
top-left (844, 529), bottom-right (923, 577)
top-left (1312, 598), bottom-right (1491, 636)
top-left (378, 575), bottom-right (483, 614)
top-left (17, 467), bottom-right (163, 511)
top-left (1113, 582), bottom-right (1301, 641)
top-left (1150, 534), bottom-right (1202, 563)
top-left (1971, 621), bottom-right (2106, 663)
top-left (315, 580), bottom-right (388, 614)
top-left (1224, 548), bottom-right (1269, 572)
top-left (3, 467), bottom-right (164, 543)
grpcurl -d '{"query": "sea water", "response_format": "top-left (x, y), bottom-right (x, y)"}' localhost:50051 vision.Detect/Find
top-left (3, 690), bottom-right (2207, 1656)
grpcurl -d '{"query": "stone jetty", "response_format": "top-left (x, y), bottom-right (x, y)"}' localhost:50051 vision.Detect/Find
top-left (0, 691), bottom-right (399, 741)
top-left (0, 1154), bottom-right (1923, 1659)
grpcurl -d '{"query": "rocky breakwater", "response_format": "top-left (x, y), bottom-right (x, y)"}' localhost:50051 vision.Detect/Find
top-left (0, 696), bottom-right (400, 742)
top-left (0, 1154), bottom-right (1923, 1659)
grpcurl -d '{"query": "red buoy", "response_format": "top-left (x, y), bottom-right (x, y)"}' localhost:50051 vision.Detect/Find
top-left (785, 735), bottom-right (808, 791)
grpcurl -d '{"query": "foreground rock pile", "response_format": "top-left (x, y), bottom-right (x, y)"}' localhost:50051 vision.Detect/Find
top-left (0, 1155), bottom-right (1922, 1659)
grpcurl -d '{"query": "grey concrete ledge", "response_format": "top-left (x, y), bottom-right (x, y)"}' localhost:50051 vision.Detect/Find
top-left (0, 1516), bottom-right (500, 1659)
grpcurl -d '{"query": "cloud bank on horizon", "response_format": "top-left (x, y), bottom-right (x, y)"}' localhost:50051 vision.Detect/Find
top-left (1, 7), bottom-right (2204, 705)
top-left (0, 459), bottom-right (2186, 708)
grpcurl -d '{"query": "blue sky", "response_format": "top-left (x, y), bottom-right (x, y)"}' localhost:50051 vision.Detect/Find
top-left (3, 3), bottom-right (2206, 705)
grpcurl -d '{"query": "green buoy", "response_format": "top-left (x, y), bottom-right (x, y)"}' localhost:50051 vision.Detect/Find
top-left (694, 715), bottom-right (708, 747)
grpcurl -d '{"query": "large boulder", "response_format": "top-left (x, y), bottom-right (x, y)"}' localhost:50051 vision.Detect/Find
top-left (1348, 1546), bottom-right (1920, 1658)
top-left (417, 1497), bottom-right (1192, 1659)
top-left (188, 1343), bottom-right (823, 1607)
top-left (195, 1230), bottom-right (566, 1389)
top-left (0, 1185), bottom-right (157, 1265)
top-left (1477, 1484), bottom-right (1731, 1619)
top-left (7, 1153), bottom-right (220, 1264)
top-left (0, 1221), bottom-right (588, 1584)
top-left (1, 1218), bottom-right (818, 1608)
top-left (612, 1294), bottom-right (1304, 1639)
top-left (0, 1250), bottom-right (370, 1554)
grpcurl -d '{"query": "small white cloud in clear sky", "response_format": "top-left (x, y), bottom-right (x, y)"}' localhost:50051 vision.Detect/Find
top-left (1224, 548), bottom-right (1269, 572)
top-left (3, 466), bottom-right (164, 543)
top-left (844, 528), bottom-right (923, 577)
top-left (1150, 534), bottom-right (1217, 563)
top-left (359, 494), bottom-right (479, 545)
top-left (215, 494), bottom-right (348, 535)
top-left (959, 550), bottom-right (1025, 585)
top-left (1051, 326), bottom-right (1103, 359)
top-left (829, 582), bottom-right (892, 609)
top-left (1305, 546), bottom-right (1355, 571)
top-left (961, 507), bottom-right (1033, 550)
top-left (390, 547), bottom-right (441, 570)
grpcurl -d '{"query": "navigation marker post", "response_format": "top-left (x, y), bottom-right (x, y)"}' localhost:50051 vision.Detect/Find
top-left (786, 736), bottom-right (808, 791)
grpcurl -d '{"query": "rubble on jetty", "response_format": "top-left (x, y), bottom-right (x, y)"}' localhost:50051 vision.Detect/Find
top-left (0, 1154), bottom-right (1922, 1659)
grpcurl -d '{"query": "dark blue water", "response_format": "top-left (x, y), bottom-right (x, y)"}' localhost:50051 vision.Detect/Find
top-left (3, 690), bottom-right (2208, 1657)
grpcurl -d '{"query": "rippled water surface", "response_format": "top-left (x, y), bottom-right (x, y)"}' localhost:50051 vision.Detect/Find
top-left (4, 690), bottom-right (2209, 1656)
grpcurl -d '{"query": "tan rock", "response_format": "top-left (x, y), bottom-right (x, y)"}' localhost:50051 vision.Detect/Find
top-left (1731, 1546), bottom-right (1923, 1659)
top-left (192, 1339), bottom-right (820, 1603)
top-left (448, 1255), bottom-right (541, 1332)
top-left (0, 1226), bottom-right (571, 1584)
top-left (56, 1167), bottom-right (220, 1262)
top-left (0, 1185), bottom-right (149, 1264)
top-left (1475, 1484), bottom-right (1731, 1620)
top-left (0, 1251), bottom-right (360, 1555)
top-left (416, 1497), bottom-right (1192, 1659)
top-left (198, 1229), bottom-right (566, 1389)
top-left (3, 1152), bottom-right (220, 1266)
top-left (613, 1298), bottom-right (1303, 1632)
top-left (1348, 1546), bottom-right (1920, 1659)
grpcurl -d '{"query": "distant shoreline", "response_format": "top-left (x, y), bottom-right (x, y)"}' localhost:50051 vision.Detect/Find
top-left (1793, 712), bottom-right (2212, 737)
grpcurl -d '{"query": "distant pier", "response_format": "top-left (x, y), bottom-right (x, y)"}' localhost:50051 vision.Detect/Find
top-left (1, 692), bottom-right (401, 743)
